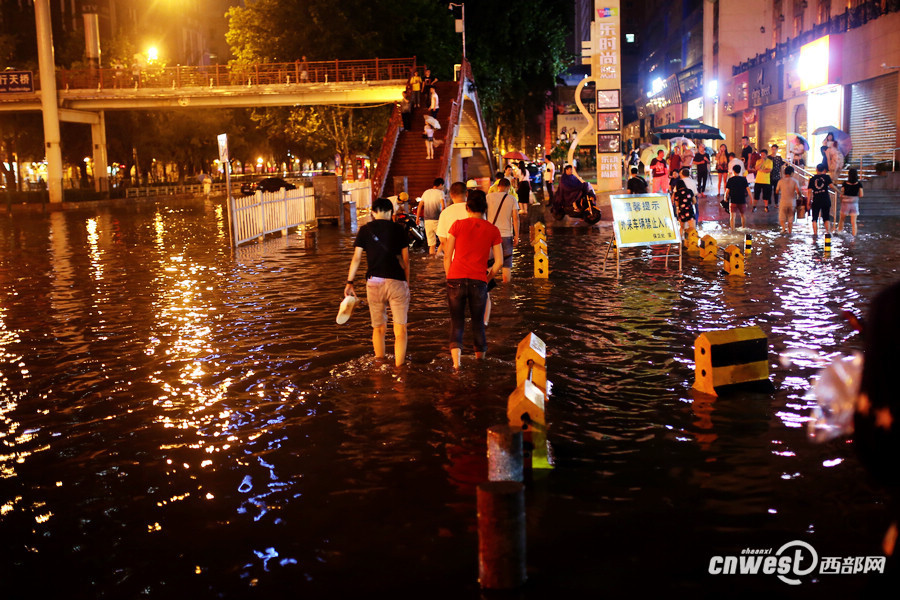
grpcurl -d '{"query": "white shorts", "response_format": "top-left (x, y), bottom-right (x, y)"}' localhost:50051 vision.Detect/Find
top-left (424, 220), bottom-right (439, 247)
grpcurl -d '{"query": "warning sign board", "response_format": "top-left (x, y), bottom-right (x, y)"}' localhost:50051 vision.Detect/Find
top-left (609, 193), bottom-right (680, 247)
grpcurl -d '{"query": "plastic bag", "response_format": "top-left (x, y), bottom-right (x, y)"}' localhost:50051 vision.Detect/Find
top-left (807, 352), bottom-right (864, 442)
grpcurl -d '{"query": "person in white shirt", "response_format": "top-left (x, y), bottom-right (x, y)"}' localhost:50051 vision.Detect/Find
top-left (543, 155), bottom-right (556, 201)
top-left (437, 181), bottom-right (472, 251)
top-left (416, 178), bottom-right (446, 255)
top-left (727, 153), bottom-right (744, 180)
top-left (485, 177), bottom-right (520, 282)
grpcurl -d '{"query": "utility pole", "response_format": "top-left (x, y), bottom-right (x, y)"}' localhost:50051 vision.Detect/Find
top-left (449, 3), bottom-right (466, 60)
top-left (34, 0), bottom-right (64, 204)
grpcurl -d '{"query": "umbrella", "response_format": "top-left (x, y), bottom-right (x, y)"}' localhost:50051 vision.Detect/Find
top-left (639, 144), bottom-right (667, 167)
top-left (503, 151), bottom-right (528, 161)
top-left (652, 118), bottom-right (725, 140)
top-left (667, 136), bottom-right (696, 148)
top-left (424, 115), bottom-right (441, 129)
top-left (787, 132), bottom-right (809, 151)
top-left (811, 126), bottom-right (852, 156)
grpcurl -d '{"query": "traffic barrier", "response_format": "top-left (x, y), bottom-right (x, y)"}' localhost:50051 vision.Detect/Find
top-left (683, 227), bottom-right (700, 254)
top-left (699, 234), bottom-right (718, 261)
top-left (533, 222), bottom-right (548, 278)
top-left (487, 425), bottom-right (524, 483)
top-left (744, 233), bottom-right (753, 255)
top-left (722, 244), bottom-right (745, 276)
top-left (509, 333), bottom-right (552, 469)
top-left (477, 481), bottom-right (526, 589)
top-left (692, 326), bottom-right (772, 396)
top-left (824, 232), bottom-right (832, 253)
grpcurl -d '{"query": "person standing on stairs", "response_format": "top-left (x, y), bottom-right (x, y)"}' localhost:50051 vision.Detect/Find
top-left (423, 69), bottom-right (438, 102)
top-left (429, 87), bottom-right (440, 119)
top-left (409, 69), bottom-right (423, 108)
top-left (424, 119), bottom-right (435, 160)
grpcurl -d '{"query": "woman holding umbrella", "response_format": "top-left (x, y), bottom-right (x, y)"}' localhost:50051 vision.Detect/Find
top-left (424, 115), bottom-right (440, 160)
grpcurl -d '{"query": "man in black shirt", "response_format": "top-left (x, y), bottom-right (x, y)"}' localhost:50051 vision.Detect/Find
top-left (740, 136), bottom-right (753, 169)
top-left (626, 167), bottom-right (648, 194)
top-left (345, 197), bottom-right (411, 366)
top-left (807, 164), bottom-right (838, 236)
top-left (725, 164), bottom-right (750, 229)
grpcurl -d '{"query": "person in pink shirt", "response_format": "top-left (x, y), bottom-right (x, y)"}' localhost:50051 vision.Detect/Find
top-left (442, 189), bottom-right (502, 369)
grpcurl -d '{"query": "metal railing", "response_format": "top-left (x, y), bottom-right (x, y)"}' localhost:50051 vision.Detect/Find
top-left (733, 0), bottom-right (900, 75)
top-left (342, 179), bottom-right (372, 211)
top-left (371, 105), bottom-right (403, 202)
top-left (859, 148), bottom-right (900, 171)
top-left (125, 182), bottom-right (230, 198)
top-left (232, 187), bottom-right (316, 246)
top-left (55, 57), bottom-right (416, 91)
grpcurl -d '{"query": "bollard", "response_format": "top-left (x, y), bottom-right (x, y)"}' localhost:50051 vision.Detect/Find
top-left (532, 237), bottom-right (548, 254)
top-left (534, 246), bottom-right (549, 278)
top-left (699, 234), bottom-right (718, 261)
top-left (510, 333), bottom-right (552, 469)
top-left (683, 227), bottom-right (700, 255)
top-left (516, 333), bottom-right (546, 369)
top-left (692, 326), bottom-right (773, 396)
top-left (722, 244), bottom-right (745, 276)
top-left (477, 481), bottom-right (526, 590)
top-left (824, 232), bottom-right (832, 253)
top-left (744, 233), bottom-right (753, 255)
top-left (487, 425), bottom-right (524, 482)
top-left (516, 359), bottom-right (547, 391)
top-left (533, 222), bottom-right (546, 238)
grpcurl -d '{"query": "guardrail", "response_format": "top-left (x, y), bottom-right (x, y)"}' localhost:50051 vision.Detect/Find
top-left (859, 148), bottom-right (900, 172)
top-left (342, 179), bottom-right (372, 212)
top-left (232, 187), bottom-right (316, 246)
top-left (125, 182), bottom-right (231, 198)
top-left (56, 57), bottom-right (417, 91)
top-left (371, 106), bottom-right (402, 202)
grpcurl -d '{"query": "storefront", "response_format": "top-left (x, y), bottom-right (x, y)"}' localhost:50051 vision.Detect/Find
top-left (748, 61), bottom-right (786, 153)
top-left (848, 73), bottom-right (898, 167)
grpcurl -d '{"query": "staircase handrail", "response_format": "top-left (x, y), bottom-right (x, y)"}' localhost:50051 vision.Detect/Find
top-left (437, 97), bottom-right (462, 187)
top-left (371, 103), bottom-right (403, 202)
top-left (858, 147), bottom-right (900, 171)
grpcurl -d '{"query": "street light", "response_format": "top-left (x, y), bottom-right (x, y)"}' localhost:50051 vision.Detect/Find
top-left (448, 3), bottom-right (466, 60)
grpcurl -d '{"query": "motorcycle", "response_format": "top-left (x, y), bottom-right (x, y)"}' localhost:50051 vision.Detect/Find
top-left (394, 213), bottom-right (427, 249)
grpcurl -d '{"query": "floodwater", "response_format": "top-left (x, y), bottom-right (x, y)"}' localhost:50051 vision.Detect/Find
top-left (0, 197), bottom-right (898, 598)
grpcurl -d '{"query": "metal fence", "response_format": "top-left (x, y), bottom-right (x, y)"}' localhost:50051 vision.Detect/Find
top-left (342, 179), bottom-right (372, 211)
top-left (231, 187), bottom-right (316, 246)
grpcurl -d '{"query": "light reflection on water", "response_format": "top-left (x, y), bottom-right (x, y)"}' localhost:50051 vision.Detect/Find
top-left (0, 199), bottom-right (898, 596)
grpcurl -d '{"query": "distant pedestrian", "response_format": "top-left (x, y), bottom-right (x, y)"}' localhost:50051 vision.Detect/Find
top-left (400, 91), bottom-right (411, 130)
top-left (416, 178), bottom-right (446, 255)
top-left (437, 181), bottom-right (470, 250)
top-left (752, 149), bottom-right (773, 212)
top-left (486, 177), bottom-right (519, 282)
top-left (344, 197), bottom-right (410, 368)
top-left (626, 167), bottom-right (648, 194)
top-left (740, 136), bottom-right (753, 168)
top-left (423, 69), bottom-right (438, 99)
top-left (649, 150), bottom-right (668, 194)
top-left (725, 163), bottom-right (750, 229)
top-left (442, 189), bottom-right (502, 369)
top-left (671, 169), bottom-right (696, 234)
top-left (409, 70), bottom-right (423, 108)
top-left (693, 144), bottom-right (710, 196)
top-left (715, 144), bottom-right (729, 195)
top-left (807, 164), bottom-right (838, 236)
top-left (727, 152), bottom-right (744, 179)
top-left (515, 160), bottom-right (531, 214)
top-left (680, 143), bottom-right (694, 176)
top-left (429, 87), bottom-right (439, 119)
top-left (424, 120), bottom-right (435, 160)
top-left (299, 55), bottom-right (309, 82)
top-left (770, 144), bottom-right (784, 204)
top-left (543, 155), bottom-right (556, 199)
top-left (775, 165), bottom-right (802, 234)
top-left (837, 167), bottom-right (863, 236)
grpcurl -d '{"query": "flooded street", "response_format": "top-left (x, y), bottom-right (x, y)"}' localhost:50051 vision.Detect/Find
top-left (1, 197), bottom-right (898, 598)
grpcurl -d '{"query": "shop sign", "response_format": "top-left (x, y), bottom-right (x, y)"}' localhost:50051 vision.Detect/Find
top-left (677, 64), bottom-right (704, 100)
top-left (748, 62), bottom-right (782, 108)
top-left (725, 72), bottom-right (749, 114)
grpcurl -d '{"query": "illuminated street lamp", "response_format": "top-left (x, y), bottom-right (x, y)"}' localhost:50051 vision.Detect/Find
top-left (147, 47), bottom-right (159, 63)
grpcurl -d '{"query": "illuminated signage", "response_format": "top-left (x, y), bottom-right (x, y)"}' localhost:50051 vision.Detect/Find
top-left (799, 35), bottom-right (842, 92)
top-left (609, 194), bottom-right (680, 247)
top-left (0, 71), bottom-right (34, 93)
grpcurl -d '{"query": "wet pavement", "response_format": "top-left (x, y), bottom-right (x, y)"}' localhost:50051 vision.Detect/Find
top-left (1, 194), bottom-right (898, 598)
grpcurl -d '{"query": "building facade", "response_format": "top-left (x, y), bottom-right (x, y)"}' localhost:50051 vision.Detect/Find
top-left (706, 0), bottom-right (900, 168)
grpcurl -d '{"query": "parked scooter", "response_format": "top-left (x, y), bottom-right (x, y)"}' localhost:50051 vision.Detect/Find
top-left (394, 213), bottom-right (427, 249)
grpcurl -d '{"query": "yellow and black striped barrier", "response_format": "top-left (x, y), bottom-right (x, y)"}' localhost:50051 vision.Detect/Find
top-left (722, 244), bottom-right (745, 276)
top-left (699, 234), bottom-right (718, 261)
top-left (692, 326), bottom-right (773, 396)
top-left (744, 233), bottom-right (753, 255)
top-left (532, 222), bottom-right (549, 279)
top-left (824, 232), bottom-right (832, 253)
top-left (683, 227), bottom-right (700, 255)
top-left (508, 333), bottom-right (552, 469)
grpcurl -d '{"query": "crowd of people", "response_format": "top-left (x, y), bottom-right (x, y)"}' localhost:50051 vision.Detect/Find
top-left (629, 133), bottom-right (859, 237)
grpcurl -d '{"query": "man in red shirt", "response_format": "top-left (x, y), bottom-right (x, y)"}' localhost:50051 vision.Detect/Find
top-left (442, 189), bottom-right (503, 369)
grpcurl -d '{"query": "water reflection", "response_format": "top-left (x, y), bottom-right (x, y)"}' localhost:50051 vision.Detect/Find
top-left (0, 201), bottom-right (897, 596)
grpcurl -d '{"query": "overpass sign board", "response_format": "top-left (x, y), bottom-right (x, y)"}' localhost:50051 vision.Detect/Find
top-left (0, 71), bottom-right (34, 93)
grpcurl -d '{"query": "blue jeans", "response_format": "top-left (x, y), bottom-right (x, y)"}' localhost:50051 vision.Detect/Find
top-left (447, 278), bottom-right (488, 352)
